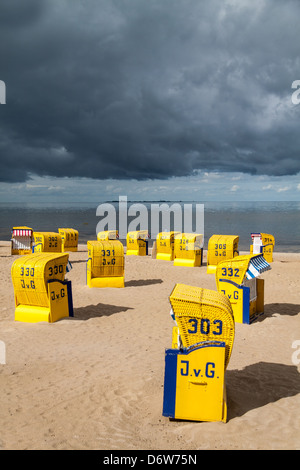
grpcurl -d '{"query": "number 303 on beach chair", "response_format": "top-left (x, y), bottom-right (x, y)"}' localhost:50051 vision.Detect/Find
top-left (162, 284), bottom-right (235, 423)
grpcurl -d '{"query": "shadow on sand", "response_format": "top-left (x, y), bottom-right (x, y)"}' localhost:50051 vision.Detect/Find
top-left (227, 362), bottom-right (300, 420)
top-left (72, 302), bottom-right (133, 320)
top-left (252, 303), bottom-right (300, 323)
top-left (125, 278), bottom-right (163, 287)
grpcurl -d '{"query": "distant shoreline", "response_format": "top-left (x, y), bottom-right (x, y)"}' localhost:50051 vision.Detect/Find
top-left (1, 240), bottom-right (300, 257)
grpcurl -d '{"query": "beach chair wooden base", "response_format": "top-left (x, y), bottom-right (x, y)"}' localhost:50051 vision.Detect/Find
top-left (14, 280), bottom-right (73, 323)
top-left (87, 276), bottom-right (124, 288)
top-left (162, 342), bottom-right (227, 423)
top-left (173, 257), bottom-right (202, 267)
top-left (207, 265), bottom-right (217, 274)
top-left (63, 246), bottom-right (78, 252)
top-left (156, 253), bottom-right (174, 261)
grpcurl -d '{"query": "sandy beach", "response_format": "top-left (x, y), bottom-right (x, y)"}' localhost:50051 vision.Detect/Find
top-left (0, 240), bottom-right (299, 450)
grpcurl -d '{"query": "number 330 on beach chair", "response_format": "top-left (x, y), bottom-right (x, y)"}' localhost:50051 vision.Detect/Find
top-left (162, 284), bottom-right (235, 423)
top-left (11, 253), bottom-right (74, 323)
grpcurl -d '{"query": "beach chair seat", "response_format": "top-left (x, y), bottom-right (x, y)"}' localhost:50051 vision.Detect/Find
top-left (11, 252), bottom-right (73, 323)
top-left (87, 240), bottom-right (124, 287)
top-left (207, 234), bottom-right (239, 274)
top-left (126, 230), bottom-right (149, 256)
top-left (215, 254), bottom-right (271, 324)
top-left (173, 233), bottom-right (204, 267)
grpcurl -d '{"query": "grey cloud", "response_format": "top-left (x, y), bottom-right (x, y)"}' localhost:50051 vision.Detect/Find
top-left (0, 0), bottom-right (299, 183)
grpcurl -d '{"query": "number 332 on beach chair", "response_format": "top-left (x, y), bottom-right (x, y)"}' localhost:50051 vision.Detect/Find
top-left (11, 253), bottom-right (74, 323)
top-left (162, 284), bottom-right (235, 423)
top-left (215, 254), bottom-right (271, 324)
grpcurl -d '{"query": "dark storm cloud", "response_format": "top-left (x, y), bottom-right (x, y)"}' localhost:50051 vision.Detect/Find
top-left (0, 0), bottom-right (299, 183)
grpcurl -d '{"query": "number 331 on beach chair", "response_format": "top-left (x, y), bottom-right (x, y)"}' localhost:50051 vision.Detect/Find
top-left (162, 284), bottom-right (235, 423)
top-left (87, 240), bottom-right (125, 288)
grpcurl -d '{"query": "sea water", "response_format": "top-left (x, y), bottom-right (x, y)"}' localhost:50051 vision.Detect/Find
top-left (0, 201), bottom-right (299, 252)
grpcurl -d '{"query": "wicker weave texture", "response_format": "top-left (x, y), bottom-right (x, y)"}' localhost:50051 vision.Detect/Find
top-left (87, 240), bottom-right (124, 278)
top-left (169, 284), bottom-right (235, 368)
top-left (207, 234), bottom-right (239, 267)
top-left (11, 252), bottom-right (69, 307)
top-left (174, 233), bottom-right (203, 260)
top-left (33, 232), bottom-right (62, 253)
top-left (58, 228), bottom-right (78, 251)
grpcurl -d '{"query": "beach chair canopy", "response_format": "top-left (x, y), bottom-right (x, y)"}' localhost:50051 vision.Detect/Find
top-left (97, 230), bottom-right (119, 240)
top-left (169, 284), bottom-right (235, 368)
top-left (215, 254), bottom-right (271, 287)
top-left (174, 232), bottom-right (204, 249)
top-left (127, 230), bottom-right (149, 240)
top-left (12, 227), bottom-right (33, 237)
top-left (245, 255), bottom-right (271, 279)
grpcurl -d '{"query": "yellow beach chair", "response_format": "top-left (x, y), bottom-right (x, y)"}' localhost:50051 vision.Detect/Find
top-left (58, 228), bottom-right (78, 252)
top-left (156, 231), bottom-right (180, 261)
top-left (215, 254), bottom-right (271, 324)
top-left (87, 240), bottom-right (124, 288)
top-left (163, 284), bottom-right (235, 423)
top-left (250, 233), bottom-right (275, 263)
top-left (173, 233), bottom-right (204, 267)
top-left (33, 232), bottom-right (62, 253)
top-left (126, 230), bottom-right (149, 256)
top-left (207, 234), bottom-right (239, 274)
top-left (11, 226), bottom-right (33, 255)
top-left (11, 252), bottom-right (73, 323)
